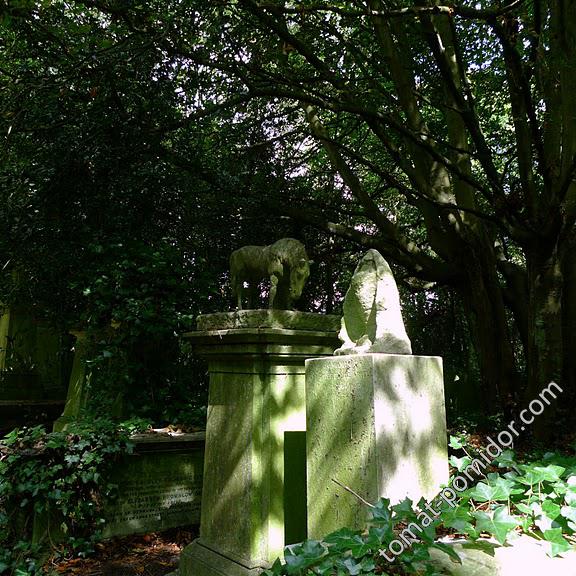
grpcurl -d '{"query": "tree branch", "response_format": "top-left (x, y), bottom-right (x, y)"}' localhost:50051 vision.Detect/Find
top-left (280, 204), bottom-right (459, 283)
top-left (256, 0), bottom-right (527, 21)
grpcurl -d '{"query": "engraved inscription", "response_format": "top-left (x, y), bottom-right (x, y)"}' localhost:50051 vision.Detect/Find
top-left (102, 449), bottom-right (205, 537)
top-left (108, 476), bottom-right (201, 525)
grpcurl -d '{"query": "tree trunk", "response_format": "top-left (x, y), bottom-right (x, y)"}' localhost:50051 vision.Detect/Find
top-left (561, 239), bottom-right (576, 428)
top-left (525, 245), bottom-right (564, 438)
top-left (458, 244), bottom-right (519, 415)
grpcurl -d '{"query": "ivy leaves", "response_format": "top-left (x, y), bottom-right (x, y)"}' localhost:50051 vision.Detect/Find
top-left (472, 506), bottom-right (520, 545)
top-left (269, 445), bottom-right (576, 576)
top-left (0, 419), bottom-right (139, 575)
top-left (466, 474), bottom-right (524, 503)
top-left (447, 441), bottom-right (576, 555)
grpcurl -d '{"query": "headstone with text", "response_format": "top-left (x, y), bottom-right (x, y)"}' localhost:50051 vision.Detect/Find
top-left (103, 433), bottom-right (204, 537)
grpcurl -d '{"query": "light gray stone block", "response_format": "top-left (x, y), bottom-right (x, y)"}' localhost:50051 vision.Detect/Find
top-left (306, 353), bottom-right (448, 538)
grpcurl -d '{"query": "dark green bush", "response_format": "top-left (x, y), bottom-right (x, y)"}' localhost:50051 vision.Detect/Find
top-left (0, 418), bottom-right (145, 575)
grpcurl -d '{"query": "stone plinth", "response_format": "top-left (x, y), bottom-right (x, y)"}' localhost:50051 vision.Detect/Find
top-left (179, 310), bottom-right (340, 576)
top-left (306, 354), bottom-right (448, 539)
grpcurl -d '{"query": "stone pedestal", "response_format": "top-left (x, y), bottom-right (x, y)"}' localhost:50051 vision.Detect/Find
top-left (306, 354), bottom-right (448, 539)
top-left (179, 310), bottom-right (340, 576)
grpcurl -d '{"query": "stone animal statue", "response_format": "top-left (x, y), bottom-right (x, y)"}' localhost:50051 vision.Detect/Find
top-left (334, 249), bottom-right (412, 355)
top-left (230, 238), bottom-right (311, 310)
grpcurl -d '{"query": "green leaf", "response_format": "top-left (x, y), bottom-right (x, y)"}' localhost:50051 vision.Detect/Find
top-left (441, 505), bottom-right (475, 536)
top-left (371, 498), bottom-right (393, 526)
top-left (338, 557), bottom-right (362, 575)
top-left (430, 542), bottom-right (462, 564)
top-left (560, 505), bottom-right (576, 524)
top-left (542, 499), bottom-right (561, 521)
top-left (449, 435), bottom-right (465, 450)
top-left (517, 465), bottom-right (566, 485)
top-left (324, 528), bottom-right (371, 557)
top-left (515, 502), bottom-right (534, 515)
top-left (473, 506), bottom-right (520, 544)
top-left (543, 528), bottom-right (571, 557)
top-left (492, 450), bottom-right (518, 470)
top-left (449, 455), bottom-right (472, 472)
top-left (468, 475), bottom-right (520, 502)
top-left (266, 558), bottom-right (283, 576)
top-left (392, 497), bottom-right (416, 519)
top-left (366, 525), bottom-right (393, 547)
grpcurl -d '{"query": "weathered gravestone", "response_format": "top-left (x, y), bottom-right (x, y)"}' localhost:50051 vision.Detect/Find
top-left (53, 331), bottom-right (90, 432)
top-left (306, 250), bottom-right (448, 538)
top-left (179, 309), bottom-right (340, 576)
top-left (0, 305), bottom-right (66, 401)
top-left (0, 305), bottom-right (68, 435)
top-left (334, 250), bottom-right (412, 355)
top-left (53, 329), bottom-right (124, 432)
top-left (31, 432), bottom-right (205, 545)
top-left (102, 432), bottom-right (204, 537)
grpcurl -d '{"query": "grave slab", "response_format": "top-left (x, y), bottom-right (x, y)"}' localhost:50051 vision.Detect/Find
top-left (102, 432), bottom-right (205, 538)
top-left (30, 433), bottom-right (205, 545)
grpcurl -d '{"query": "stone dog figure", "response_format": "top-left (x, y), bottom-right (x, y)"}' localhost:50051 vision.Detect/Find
top-left (334, 249), bottom-right (412, 355)
top-left (230, 238), bottom-right (311, 310)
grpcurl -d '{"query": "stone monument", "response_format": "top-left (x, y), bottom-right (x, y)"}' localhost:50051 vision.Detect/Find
top-left (53, 331), bottom-right (90, 432)
top-left (334, 250), bottom-right (412, 355)
top-left (306, 250), bottom-right (448, 538)
top-left (180, 241), bottom-right (340, 576)
top-left (230, 238), bottom-right (311, 310)
top-left (0, 305), bottom-right (66, 401)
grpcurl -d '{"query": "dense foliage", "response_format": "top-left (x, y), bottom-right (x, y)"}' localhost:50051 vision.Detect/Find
top-left (2, 1), bottom-right (575, 436)
top-left (0, 419), bottom-right (147, 575)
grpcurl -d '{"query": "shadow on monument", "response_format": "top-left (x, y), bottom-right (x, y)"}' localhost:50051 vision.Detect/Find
top-left (306, 353), bottom-right (448, 538)
top-left (179, 312), bottom-right (340, 576)
top-left (180, 246), bottom-right (448, 575)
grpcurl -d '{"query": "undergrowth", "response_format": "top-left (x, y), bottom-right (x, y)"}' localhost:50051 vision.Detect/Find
top-left (0, 417), bottom-right (147, 575)
top-left (267, 435), bottom-right (576, 576)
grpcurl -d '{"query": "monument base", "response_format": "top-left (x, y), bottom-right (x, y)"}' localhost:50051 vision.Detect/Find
top-left (180, 540), bottom-right (267, 576)
top-left (306, 353), bottom-right (449, 538)
top-left (179, 310), bottom-right (340, 576)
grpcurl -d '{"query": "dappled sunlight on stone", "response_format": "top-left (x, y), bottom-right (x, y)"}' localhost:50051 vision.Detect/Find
top-left (429, 535), bottom-right (576, 576)
top-left (306, 353), bottom-right (448, 538)
top-left (179, 310), bottom-right (339, 576)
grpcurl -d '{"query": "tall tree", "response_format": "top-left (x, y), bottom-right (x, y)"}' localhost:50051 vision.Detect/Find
top-left (171, 0), bottom-right (572, 432)
top-left (3, 1), bottom-right (575, 435)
